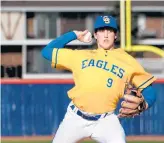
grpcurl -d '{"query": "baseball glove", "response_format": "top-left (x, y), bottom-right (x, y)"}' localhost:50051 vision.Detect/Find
top-left (118, 84), bottom-right (147, 118)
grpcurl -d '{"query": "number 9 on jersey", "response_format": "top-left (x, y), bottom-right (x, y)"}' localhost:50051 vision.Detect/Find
top-left (107, 78), bottom-right (113, 88)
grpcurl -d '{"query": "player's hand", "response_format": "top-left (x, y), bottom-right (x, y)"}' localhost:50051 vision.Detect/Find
top-left (73, 30), bottom-right (92, 43)
top-left (117, 84), bottom-right (148, 118)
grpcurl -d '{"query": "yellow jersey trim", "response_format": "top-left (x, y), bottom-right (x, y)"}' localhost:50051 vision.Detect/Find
top-left (51, 48), bottom-right (59, 68)
top-left (137, 76), bottom-right (155, 89)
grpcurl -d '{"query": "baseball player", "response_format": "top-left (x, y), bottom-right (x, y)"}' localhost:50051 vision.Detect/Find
top-left (41, 15), bottom-right (157, 143)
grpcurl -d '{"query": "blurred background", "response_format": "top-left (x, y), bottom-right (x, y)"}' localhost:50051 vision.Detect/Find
top-left (1, 0), bottom-right (164, 143)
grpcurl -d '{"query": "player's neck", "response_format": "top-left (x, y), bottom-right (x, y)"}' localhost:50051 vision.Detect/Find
top-left (98, 45), bottom-right (115, 51)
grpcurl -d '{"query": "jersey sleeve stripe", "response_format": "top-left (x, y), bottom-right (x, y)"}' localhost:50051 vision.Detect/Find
top-left (137, 76), bottom-right (155, 89)
top-left (55, 48), bottom-right (60, 68)
top-left (51, 48), bottom-right (59, 68)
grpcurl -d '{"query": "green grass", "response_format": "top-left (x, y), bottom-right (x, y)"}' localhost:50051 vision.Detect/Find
top-left (1, 141), bottom-right (164, 143)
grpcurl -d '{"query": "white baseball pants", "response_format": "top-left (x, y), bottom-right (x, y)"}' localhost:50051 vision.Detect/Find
top-left (52, 103), bottom-right (126, 143)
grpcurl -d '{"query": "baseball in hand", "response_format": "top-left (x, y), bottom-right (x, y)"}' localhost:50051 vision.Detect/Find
top-left (83, 32), bottom-right (92, 43)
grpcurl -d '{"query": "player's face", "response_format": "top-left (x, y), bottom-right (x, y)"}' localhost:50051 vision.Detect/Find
top-left (94, 27), bottom-right (116, 50)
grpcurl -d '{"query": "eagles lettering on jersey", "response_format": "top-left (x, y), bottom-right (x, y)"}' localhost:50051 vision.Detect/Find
top-left (82, 59), bottom-right (125, 79)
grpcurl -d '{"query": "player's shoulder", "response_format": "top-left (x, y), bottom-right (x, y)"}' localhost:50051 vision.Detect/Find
top-left (117, 48), bottom-right (141, 65)
top-left (118, 48), bottom-right (136, 59)
top-left (65, 47), bottom-right (96, 53)
top-left (61, 48), bottom-right (96, 57)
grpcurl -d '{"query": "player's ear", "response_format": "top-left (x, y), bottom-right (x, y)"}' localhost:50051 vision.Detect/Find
top-left (115, 35), bottom-right (117, 40)
top-left (114, 32), bottom-right (117, 40)
top-left (94, 33), bottom-right (97, 39)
